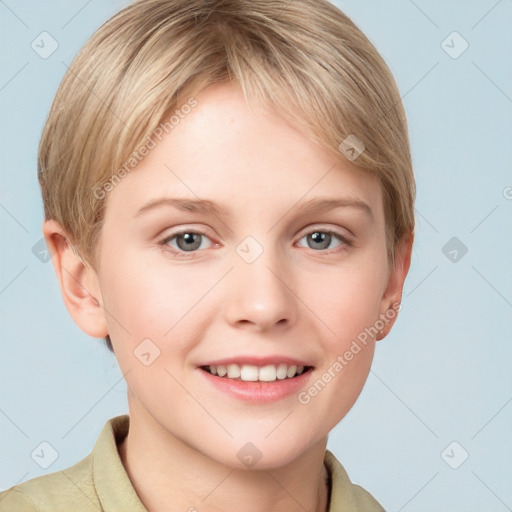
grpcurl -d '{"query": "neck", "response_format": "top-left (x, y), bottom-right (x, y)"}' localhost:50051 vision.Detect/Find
top-left (118, 407), bottom-right (330, 512)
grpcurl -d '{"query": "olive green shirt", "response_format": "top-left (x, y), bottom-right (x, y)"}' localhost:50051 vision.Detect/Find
top-left (0, 415), bottom-right (384, 511)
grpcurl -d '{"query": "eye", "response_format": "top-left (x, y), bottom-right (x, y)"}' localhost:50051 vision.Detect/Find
top-left (159, 229), bottom-right (214, 257)
top-left (158, 227), bottom-right (352, 259)
top-left (297, 229), bottom-right (352, 252)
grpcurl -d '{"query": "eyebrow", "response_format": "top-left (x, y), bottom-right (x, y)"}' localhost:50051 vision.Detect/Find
top-left (134, 197), bottom-right (230, 218)
top-left (133, 196), bottom-right (373, 219)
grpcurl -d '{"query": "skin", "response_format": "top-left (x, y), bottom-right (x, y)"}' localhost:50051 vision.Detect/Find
top-left (44, 82), bottom-right (412, 512)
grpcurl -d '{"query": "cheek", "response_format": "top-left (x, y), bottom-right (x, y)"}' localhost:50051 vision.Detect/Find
top-left (99, 251), bottom-right (216, 356)
top-left (301, 260), bottom-right (387, 351)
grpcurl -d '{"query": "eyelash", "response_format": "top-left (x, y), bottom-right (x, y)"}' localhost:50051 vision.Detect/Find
top-left (158, 227), bottom-right (353, 259)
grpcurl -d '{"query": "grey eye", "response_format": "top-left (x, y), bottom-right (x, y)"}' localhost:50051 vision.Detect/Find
top-left (175, 232), bottom-right (203, 251)
top-left (297, 230), bottom-right (345, 251)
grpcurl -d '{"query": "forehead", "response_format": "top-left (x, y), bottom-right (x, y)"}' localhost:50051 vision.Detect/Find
top-left (104, 82), bottom-right (383, 222)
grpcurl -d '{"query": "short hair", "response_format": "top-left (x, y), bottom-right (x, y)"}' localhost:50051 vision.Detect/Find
top-left (38, 0), bottom-right (415, 352)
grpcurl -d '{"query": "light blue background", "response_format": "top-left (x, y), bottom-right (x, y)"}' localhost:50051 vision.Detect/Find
top-left (1, 1), bottom-right (511, 510)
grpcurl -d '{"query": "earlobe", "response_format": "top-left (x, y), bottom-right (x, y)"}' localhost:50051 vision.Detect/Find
top-left (377, 232), bottom-right (414, 340)
top-left (42, 219), bottom-right (108, 339)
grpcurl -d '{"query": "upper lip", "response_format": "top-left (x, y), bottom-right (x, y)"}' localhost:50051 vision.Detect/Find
top-left (197, 356), bottom-right (313, 368)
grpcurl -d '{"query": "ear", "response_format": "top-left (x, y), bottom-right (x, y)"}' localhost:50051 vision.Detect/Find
top-left (377, 232), bottom-right (414, 340)
top-left (42, 219), bottom-right (108, 339)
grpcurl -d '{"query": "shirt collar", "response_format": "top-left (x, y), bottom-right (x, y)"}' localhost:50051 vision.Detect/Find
top-left (92, 414), bottom-right (147, 511)
top-left (92, 414), bottom-right (367, 512)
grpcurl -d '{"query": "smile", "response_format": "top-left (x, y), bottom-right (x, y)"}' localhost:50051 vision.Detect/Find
top-left (201, 363), bottom-right (313, 382)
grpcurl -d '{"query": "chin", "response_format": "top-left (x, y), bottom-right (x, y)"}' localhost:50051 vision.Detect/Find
top-left (208, 436), bottom-right (320, 472)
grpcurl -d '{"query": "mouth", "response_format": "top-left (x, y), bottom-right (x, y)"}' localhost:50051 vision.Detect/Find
top-left (199, 363), bottom-right (314, 382)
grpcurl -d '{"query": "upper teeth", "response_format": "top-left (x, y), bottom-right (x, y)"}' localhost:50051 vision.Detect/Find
top-left (207, 364), bottom-right (306, 382)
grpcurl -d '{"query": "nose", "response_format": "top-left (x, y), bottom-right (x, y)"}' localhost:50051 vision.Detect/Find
top-left (223, 248), bottom-right (298, 332)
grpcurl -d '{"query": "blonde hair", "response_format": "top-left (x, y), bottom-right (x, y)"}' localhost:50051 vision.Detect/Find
top-left (38, 0), bottom-right (415, 351)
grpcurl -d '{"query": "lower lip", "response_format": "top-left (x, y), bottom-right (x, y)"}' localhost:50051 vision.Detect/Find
top-left (197, 367), bottom-right (314, 404)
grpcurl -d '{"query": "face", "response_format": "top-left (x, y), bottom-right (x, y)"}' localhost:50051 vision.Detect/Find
top-left (90, 82), bottom-right (402, 469)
